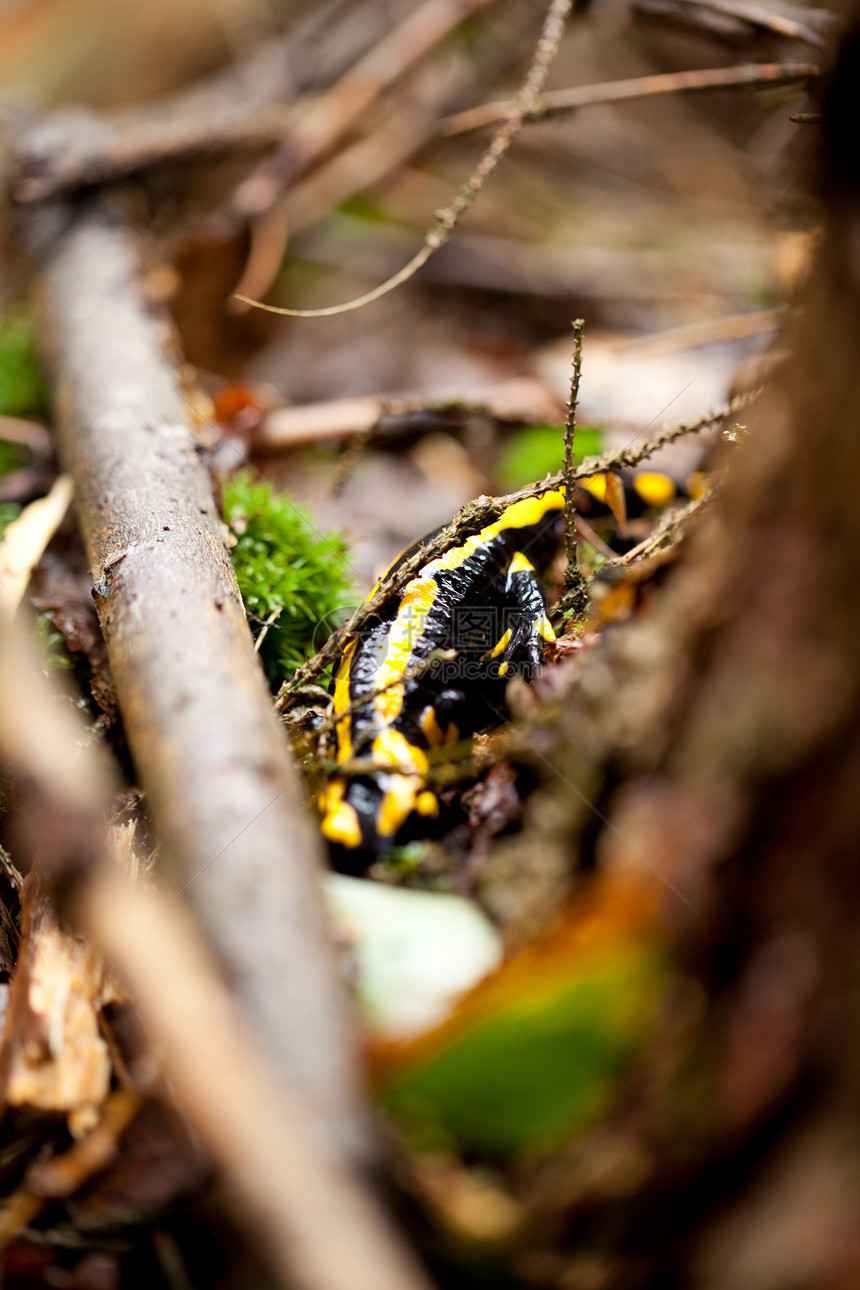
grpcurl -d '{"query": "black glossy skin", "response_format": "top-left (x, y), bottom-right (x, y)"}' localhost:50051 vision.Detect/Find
top-left (322, 493), bottom-right (566, 868)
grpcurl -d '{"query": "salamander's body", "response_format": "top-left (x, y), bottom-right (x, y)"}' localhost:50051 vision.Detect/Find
top-left (318, 466), bottom-right (691, 866)
top-left (320, 489), bottom-right (566, 866)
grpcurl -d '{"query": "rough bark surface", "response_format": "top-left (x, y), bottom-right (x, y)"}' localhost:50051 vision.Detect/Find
top-left (37, 205), bottom-right (367, 1157)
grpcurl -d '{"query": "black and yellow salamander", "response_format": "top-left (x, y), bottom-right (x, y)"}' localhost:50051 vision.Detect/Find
top-left (318, 466), bottom-right (687, 868)
top-left (319, 489), bottom-right (566, 868)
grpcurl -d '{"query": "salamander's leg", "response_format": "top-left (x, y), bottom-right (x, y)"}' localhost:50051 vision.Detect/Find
top-left (486, 551), bottom-right (556, 677)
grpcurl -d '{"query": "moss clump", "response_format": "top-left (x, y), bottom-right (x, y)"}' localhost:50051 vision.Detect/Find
top-left (0, 308), bottom-right (49, 420)
top-left (224, 471), bottom-right (356, 690)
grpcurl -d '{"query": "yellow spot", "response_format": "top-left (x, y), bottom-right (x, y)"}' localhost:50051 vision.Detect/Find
top-left (633, 472), bottom-right (675, 508)
top-left (498, 662), bottom-right (509, 677)
top-left (488, 627), bottom-right (512, 659)
top-left (444, 722), bottom-right (460, 745)
top-left (373, 728), bottom-right (429, 775)
top-left (320, 780), bottom-right (362, 849)
top-left (421, 705), bottom-right (446, 747)
top-left (333, 638), bottom-right (357, 764)
top-left (508, 551), bottom-right (535, 576)
top-left (377, 774), bottom-right (421, 838)
top-left (416, 791), bottom-right (439, 817)
top-left (537, 615), bottom-right (556, 643)
top-left (581, 474), bottom-right (607, 502)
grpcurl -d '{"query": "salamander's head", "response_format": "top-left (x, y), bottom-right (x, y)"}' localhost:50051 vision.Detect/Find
top-left (319, 770), bottom-right (439, 873)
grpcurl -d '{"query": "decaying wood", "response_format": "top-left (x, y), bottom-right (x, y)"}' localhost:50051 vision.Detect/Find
top-left (255, 377), bottom-right (565, 451)
top-left (0, 613), bottom-right (435, 1290)
top-left (33, 202), bottom-right (367, 1158)
top-left (0, 867), bottom-right (112, 1139)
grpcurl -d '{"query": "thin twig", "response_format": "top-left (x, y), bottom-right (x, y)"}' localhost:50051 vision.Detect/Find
top-left (235, 0), bottom-right (574, 318)
top-left (647, 0), bottom-right (830, 49)
top-left (596, 490), bottom-right (711, 573)
top-left (442, 60), bottom-right (819, 135)
top-left (562, 319), bottom-right (587, 615)
top-left (277, 387), bottom-right (760, 708)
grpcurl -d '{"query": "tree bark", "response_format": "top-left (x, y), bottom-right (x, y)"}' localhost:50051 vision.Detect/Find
top-left (35, 202), bottom-right (368, 1160)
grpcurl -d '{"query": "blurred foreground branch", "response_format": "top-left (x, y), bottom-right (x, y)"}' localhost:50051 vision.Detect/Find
top-left (0, 614), bottom-right (434, 1290)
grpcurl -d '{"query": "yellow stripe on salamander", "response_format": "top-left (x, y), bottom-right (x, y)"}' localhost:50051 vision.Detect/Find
top-left (373, 729), bottom-right (430, 839)
top-left (320, 780), bottom-right (362, 848)
top-left (371, 491), bottom-right (565, 725)
top-left (333, 637), bottom-right (357, 764)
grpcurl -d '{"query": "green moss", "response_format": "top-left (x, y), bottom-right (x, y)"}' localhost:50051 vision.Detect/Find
top-left (0, 308), bottom-right (49, 420)
top-left (224, 471), bottom-right (356, 690)
top-left (497, 424), bottom-right (604, 490)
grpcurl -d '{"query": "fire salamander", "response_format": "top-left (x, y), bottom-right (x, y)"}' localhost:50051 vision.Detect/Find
top-left (319, 468), bottom-right (686, 867)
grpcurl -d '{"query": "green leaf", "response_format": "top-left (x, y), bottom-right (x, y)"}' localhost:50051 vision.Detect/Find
top-left (497, 425), bottom-right (604, 490)
top-left (377, 916), bottom-right (665, 1157)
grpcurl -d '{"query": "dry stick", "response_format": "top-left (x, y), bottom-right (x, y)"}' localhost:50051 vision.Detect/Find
top-left (561, 319), bottom-right (586, 614)
top-left (36, 203), bottom-right (369, 1161)
top-left (650, 0), bottom-right (830, 49)
top-left (442, 60), bottom-right (820, 135)
top-left (230, 0), bottom-right (498, 305)
top-left (597, 490), bottom-right (711, 573)
top-left (0, 613), bottom-right (435, 1290)
top-left (233, 0), bottom-right (498, 219)
top-left (255, 377), bottom-right (564, 451)
top-left (235, 0), bottom-right (574, 318)
top-left (277, 387), bottom-right (760, 708)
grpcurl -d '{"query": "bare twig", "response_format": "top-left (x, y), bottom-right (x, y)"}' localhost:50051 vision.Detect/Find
top-left (232, 0), bottom-right (497, 219)
top-left (35, 203), bottom-right (367, 1158)
top-left (255, 378), bottom-right (565, 451)
top-left (277, 388), bottom-right (760, 707)
top-left (235, 0), bottom-right (574, 318)
top-left (442, 60), bottom-right (819, 135)
top-left (595, 490), bottom-right (711, 573)
top-left (562, 320), bottom-right (586, 611)
top-left (230, 0), bottom-right (497, 305)
top-left (641, 0), bottom-right (831, 48)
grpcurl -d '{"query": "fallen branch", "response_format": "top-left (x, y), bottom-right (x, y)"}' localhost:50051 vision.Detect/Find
top-left (33, 201), bottom-right (367, 1158)
top-left (442, 60), bottom-right (819, 135)
top-left (277, 387), bottom-right (759, 707)
top-left (254, 377), bottom-right (565, 451)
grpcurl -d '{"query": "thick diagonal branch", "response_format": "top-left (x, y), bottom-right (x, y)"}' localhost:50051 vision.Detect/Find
top-left (36, 203), bottom-right (367, 1159)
